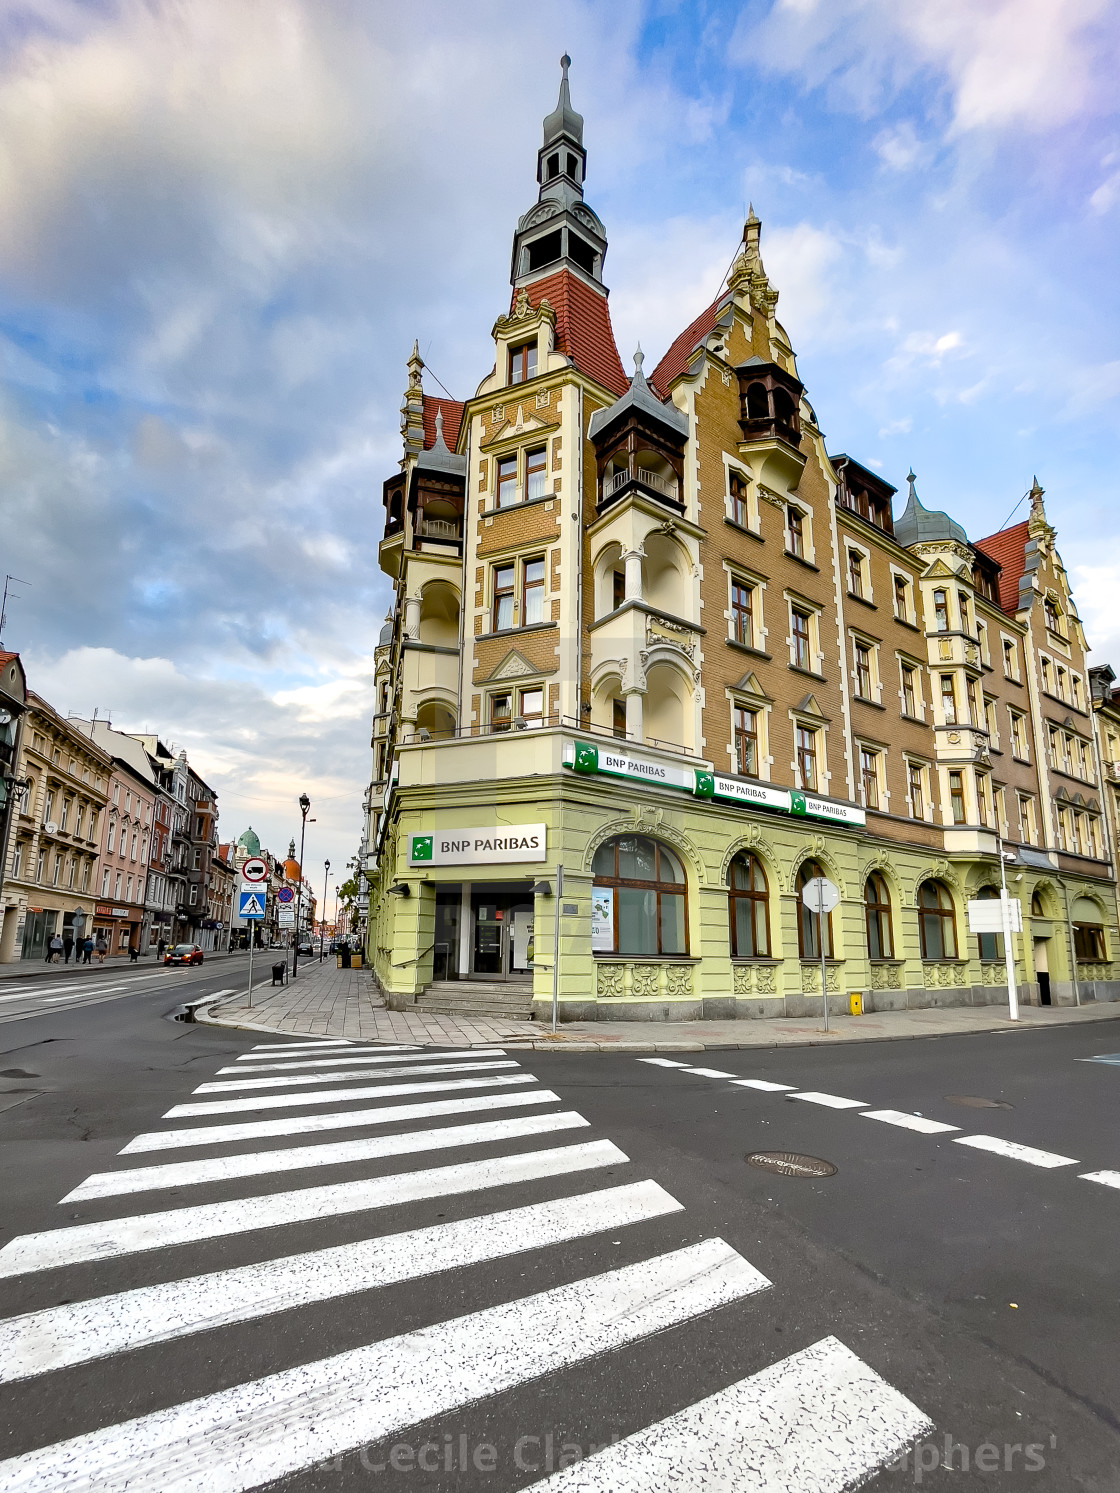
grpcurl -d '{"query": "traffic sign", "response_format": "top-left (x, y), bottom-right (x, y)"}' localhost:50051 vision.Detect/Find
top-left (278, 908), bottom-right (295, 927)
top-left (800, 876), bottom-right (840, 915)
top-left (277, 886), bottom-right (295, 904)
top-left (241, 857), bottom-right (268, 883)
top-left (239, 889), bottom-right (266, 920)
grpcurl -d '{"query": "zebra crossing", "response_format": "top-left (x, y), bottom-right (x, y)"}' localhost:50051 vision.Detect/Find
top-left (0, 1036), bottom-right (934, 1490)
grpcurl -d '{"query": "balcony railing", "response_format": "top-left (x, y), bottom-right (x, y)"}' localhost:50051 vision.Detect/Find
top-left (602, 467), bottom-right (680, 505)
top-left (415, 517), bottom-right (461, 541)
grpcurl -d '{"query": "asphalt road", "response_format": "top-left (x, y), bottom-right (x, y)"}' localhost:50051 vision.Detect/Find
top-left (0, 987), bottom-right (1118, 1491)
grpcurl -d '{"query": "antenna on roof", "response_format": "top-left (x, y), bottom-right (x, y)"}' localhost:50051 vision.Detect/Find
top-left (0, 574), bottom-right (31, 646)
top-left (997, 484), bottom-right (1033, 532)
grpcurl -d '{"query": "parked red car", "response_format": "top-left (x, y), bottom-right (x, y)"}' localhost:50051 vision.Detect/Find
top-left (164, 943), bottom-right (204, 966)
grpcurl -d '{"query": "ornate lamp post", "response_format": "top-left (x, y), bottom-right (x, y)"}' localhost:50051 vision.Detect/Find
top-left (291, 793), bottom-right (311, 979)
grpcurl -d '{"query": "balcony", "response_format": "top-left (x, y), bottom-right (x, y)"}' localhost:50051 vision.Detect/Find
top-left (600, 465), bottom-right (682, 514)
top-left (416, 516), bottom-right (460, 542)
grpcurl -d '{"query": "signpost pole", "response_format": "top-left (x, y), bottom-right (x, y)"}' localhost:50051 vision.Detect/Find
top-left (551, 862), bottom-right (563, 1034)
top-left (997, 824), bottom-right (1019, 1022)
top-left (801, 877), bottom-right (838, 1033)
top-left (819, 909), bottom-right (829, 1033)
top-left (248, 935), bottom-right (254, 1009)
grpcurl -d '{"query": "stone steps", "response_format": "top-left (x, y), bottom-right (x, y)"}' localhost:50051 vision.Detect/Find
top-left (412, 981), bottom-right (536, 1021)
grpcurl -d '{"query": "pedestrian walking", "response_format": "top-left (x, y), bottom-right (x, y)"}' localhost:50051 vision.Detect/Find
top-left (128, 943), bottom-right (140, 963)
top-left (62, 934), bottom-right (74, 964)
top-left (94, 934), bottom-right (108, 964)
top-left (81, 937), bottom-right (93, 964)
top-left (47, 934), bottom-right (63, 964)
top-left (157, 938), bottom-right (166, 959)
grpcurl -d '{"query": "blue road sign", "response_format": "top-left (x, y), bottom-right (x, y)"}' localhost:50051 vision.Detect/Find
top-left (239, 890), bottom-right (266, 920)
top-left (277, 886), bottom-right (295, 904)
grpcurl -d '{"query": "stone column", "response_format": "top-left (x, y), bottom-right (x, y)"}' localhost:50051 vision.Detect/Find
top-left (403, 595), bottom-right (421, 639)
top-left (624, 689), bottom-right (645, 743)
top-left (622, 548), bottom-right (644, 601)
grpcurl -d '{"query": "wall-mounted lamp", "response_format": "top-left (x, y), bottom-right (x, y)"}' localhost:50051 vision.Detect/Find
top-left (514, 717), bottom-right (528, 730)
top-left (387, 882), bottom-right (411, 898)
top-left (530, 880), bottom-right (553, 896)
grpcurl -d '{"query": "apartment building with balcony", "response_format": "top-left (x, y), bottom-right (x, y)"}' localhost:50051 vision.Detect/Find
top-left (365, 61), bottom-right (1119, 1021)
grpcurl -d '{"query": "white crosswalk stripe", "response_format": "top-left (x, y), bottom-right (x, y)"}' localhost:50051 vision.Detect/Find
top-left (193, 1058), bottom-right (521, 1092)
top-left (64, 1110), bottom-right (591, 1201)
top-left (0, 1180), bottom-right (684, 1383)
top-left (166, 1070), bottom-right (538, 1117)
top-left (522, 1335), bottom-right (933, 1492)
top-left (0, 1038), bottom-right (933, 1491)
top-left (121, 1086), bottom-right (561, 1153)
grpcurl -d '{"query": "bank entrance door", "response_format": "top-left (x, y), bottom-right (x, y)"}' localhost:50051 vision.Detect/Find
top-left (470, 886), bottom-right (533, 981)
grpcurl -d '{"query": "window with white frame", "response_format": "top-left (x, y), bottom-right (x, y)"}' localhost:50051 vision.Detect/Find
top-left (858, 745), bottom-right (882, 809)
top-left (846, 546), bottom-right (867, 600)
top-left (892, 572), bottom-right (912, 623)
top-left (900, 660), bottom-right (920, 718)
top-left (853, 639), bottom-right (875, 701)
top-left (1009, 709), bottom-right (1027, 760)
top-left (728, 468), bottom-right (750, 527)
top-left (984, 696), bottom-right (999, 747)
top-left (729, 576), bottom-right (756, 648)
top-left (1040, 655), bottom-right (1053, 694)
top-left (976, 618), bottom-right (989, 665)
top-left (1018, 794), bottom-right (1037, 844)
top-left (975, 771), bottom-right (991, 827)
top-left (907, 759), bottom-right (930, 820)
top-left (795, 724), bottom-right (820, 791)
top-left (1002, 636), bottom-right (1019, 680)
top-left (733, 705), bottom-right (760, 777)
top-left (788, 603), bottom-right (818, 673)
top-left (786, 503), bottom-right (810, 561)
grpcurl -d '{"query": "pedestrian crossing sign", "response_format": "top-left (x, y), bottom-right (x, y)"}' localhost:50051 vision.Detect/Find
top-left (239, 890), bottom-right (266, 920)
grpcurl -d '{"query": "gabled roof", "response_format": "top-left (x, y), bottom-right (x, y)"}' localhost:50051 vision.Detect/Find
top-left (649, 297), bottom-right (723, 398)
top-left (974, 520), bottom-right (1029, 615)
top-left (421, 396), bottom-right (464, 452)
top-left (522, 270), bottom-right (628, 397)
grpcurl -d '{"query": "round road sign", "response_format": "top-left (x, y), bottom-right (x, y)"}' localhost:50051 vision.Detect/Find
top-left (277, 886), bottom-right (295, 904)
top-left (241, 856), bottom-right (268, 883)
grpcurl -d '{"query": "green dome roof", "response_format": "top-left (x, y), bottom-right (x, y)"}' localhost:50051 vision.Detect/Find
top-left (236, 827), bottom-right (261, 855)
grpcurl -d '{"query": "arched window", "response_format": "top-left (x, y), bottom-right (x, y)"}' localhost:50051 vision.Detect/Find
top-left (591, 836), bottom-right (687, 957)
top-left (918, 880), bottom-right (957, 960)
top-left (974, 886), bottom-right (1002, 961)
top-left (1072, 897), bottom-right (1107, 961)
top-left (729, 852), bottom-right (769, 958)
top-left (797, 859), bottom-right (833, 959)
top-left (865, 874), bottom-right (893, 959)
top-left (1030, 890), bottom-right (1045, 917)
top-left (746, 382), bottom-right (769, 420)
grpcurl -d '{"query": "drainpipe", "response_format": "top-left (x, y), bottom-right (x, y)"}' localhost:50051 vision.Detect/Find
top-left (1061, 878), bottom-right (1081, 1007)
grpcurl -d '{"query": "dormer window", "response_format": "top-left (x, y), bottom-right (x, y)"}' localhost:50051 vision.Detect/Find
top-left (509, 341), bottom-right (537, 385)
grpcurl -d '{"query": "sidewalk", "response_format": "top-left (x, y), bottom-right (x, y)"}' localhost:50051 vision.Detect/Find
top-left (0, 948), bottom-right (252, 981)
top-left (200, 959), bottom-right (1120, 1051)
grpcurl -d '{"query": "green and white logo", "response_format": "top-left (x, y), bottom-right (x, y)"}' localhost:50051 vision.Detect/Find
top-left (410, 834), bottom-right (434, 862)
top-left (694, 770), bottom-right (715, 799)
top-left (789, 790), bottom-right (807, 816)
top-left (573, 742), bottom-right (599, 773)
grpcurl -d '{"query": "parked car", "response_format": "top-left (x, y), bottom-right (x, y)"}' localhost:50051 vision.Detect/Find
top-left (164, 943), bottom-right (204, 966)
top-left (297, 940), bottom-right (315, 956)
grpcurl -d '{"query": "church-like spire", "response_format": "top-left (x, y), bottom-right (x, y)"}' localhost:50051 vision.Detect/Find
top-left (510, 55), bottom-right (608, 289)
top-left (727, 204), bottom-right (779, 319)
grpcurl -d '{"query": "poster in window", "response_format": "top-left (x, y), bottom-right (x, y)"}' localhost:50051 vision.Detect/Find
top-left (591, 887), bottom-right (614, 951)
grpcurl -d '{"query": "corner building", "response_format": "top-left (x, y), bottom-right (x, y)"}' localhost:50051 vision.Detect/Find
top-left (366, 61), bottom-right (1119, 1021)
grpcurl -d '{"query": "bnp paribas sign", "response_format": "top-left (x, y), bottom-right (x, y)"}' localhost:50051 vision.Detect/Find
top-left (408, 825), bottom-right (547, 867)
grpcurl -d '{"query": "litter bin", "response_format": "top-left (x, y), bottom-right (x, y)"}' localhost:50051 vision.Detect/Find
top-left (349, 953), bottom-right (363, 969)
top-left (336, 953), bottom-right (344, 968)
top-left (270, 962), bottom-right (287, 986)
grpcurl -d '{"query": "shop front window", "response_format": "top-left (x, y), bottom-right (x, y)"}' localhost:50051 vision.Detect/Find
top-left (591, 835), bottom-right (688, 956)
top-left (729, 851), bottom-right (769, 958)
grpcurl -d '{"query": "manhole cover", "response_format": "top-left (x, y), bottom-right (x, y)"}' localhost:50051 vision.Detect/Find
top-left (746, 1151), bottom-right (837, 1178)
top-left (944, 1094), bottom-right (1013, 1110)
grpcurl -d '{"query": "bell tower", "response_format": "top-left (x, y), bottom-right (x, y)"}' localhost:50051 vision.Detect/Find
top-left (510, 55), bottom-right (608, 290)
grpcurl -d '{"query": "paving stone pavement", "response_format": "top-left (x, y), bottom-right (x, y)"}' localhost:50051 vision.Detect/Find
top-left (199, 957), bottom-right (1120, 1051)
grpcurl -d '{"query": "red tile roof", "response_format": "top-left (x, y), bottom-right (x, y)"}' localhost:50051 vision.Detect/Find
top-left (975, 520), bottom-right (1029, 614)
top-left (421, 395), bottom-right (464, 452)
top-left (0, 650), bottom-right (18, 667)
top-left (521, 271), bottom-right (629, 398)
top-left (650, 297), bottom-right (723, 399)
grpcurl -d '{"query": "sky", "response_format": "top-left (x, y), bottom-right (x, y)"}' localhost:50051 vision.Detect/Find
top-left (0, 0), bottom-right (1117, 882)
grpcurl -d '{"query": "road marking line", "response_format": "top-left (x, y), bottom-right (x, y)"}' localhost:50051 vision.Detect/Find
top-left (0, 1180), bottom-right (684, 1384)
top-left (728, 1079), bottom-right (797, 1092)
top-left (0, 1138), bottom-right (628, 1279)
top-left (1081, 1054), bottom-right (1120, 1065)
top-left (44, 988), bottom-right (129, 1002)
top-left (166, 1072), bottom-right (538, 1118)
top-left (682, 1067), bottom-right (738, 1079)
top-left (635, 1058), bottom-right (692, 1068)
top-left (861, 1110), bottom-right (960, 1135)
top-left (790, 1091), bottom-right (868, 1109)
top-left (234, 1045), bottom-right (416, 1061)
top-left (953, 1135), bottom-right (1079, 1168)
top-left (194, 1059), bottom-right (521, 1093)
top-left (213, 1048), bottom-right (506, 1074)
top-left (65, 1111), bottom-right (590, 1201)
top-left (521, 1334), bottom-right (932, 1492)
top-left (123, 1088), bottom-right (561, 1153)
top-left (0, 982), bottom-right (88, 1000)
top-left (0, 1240), bottom-right (763, 1492)
top-left (1080, 1170), bottom-right (1120, 1190)
top-left (250, 1040), bottom-right (358, 1050)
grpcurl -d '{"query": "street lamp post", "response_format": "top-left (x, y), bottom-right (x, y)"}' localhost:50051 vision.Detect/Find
top-left (291, 793), bottom-right (311, 979)
top-left (320, 859), bottom-right (330, 961)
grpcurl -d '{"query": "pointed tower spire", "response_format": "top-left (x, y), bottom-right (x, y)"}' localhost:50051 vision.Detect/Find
top-left (400, 339), bottom-right (426, 459)
top-left (728, 203), bottom-right (778, 318)
top-left (632, 343), bottom-right (645, 383)
top-left (510, 55), bottom-right (607, 289)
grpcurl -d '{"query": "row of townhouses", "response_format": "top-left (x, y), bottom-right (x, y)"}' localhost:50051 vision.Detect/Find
top-left (0, 662), bottom-right (231, 961)
top-left (363, 64), bottom-right (1120, 1023)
